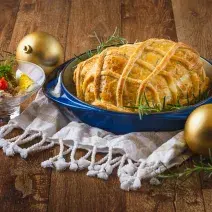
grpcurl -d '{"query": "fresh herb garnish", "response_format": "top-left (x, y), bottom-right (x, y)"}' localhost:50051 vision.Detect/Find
top-left (72, 28), bottom-right (128, 68)
top-left (93, 27), bottom-right (127, 54)
top-left (0, 51), bottom-right (17, 87)
top-left (126, 88), bottom-right (211, 119)
top-left (158, 149), bottom-right (212, 180)
top-left (125, 93), bottom-right (161, 119)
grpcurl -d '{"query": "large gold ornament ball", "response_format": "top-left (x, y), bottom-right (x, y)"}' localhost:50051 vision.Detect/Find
top-left (16, 31), bottom-right (64, 75)
top-left (184, 104), bottom-right (212, 156)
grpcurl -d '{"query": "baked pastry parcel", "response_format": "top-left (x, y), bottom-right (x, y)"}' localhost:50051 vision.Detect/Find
top-left (74, 38), bottom-right (210, 113)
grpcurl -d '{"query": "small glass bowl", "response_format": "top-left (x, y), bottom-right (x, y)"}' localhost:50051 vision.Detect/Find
top-left (0, 60), bottom-right (45, 122)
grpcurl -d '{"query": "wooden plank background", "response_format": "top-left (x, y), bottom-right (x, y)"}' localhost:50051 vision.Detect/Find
top-left (0, 0), bottom-right (212, 211)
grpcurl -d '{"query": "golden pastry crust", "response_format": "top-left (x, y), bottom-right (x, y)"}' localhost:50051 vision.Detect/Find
top-left (73, 38), bottom-right (210, 112)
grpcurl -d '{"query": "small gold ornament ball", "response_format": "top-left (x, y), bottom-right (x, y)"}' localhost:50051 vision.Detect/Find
top-left (16, 31), bottom-right (64, 75)
top-left (184, 104), bottom-right (212, 156)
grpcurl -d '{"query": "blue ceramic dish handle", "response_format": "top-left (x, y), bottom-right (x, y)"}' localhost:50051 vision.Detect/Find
top-left (60, 92), bottom-right (96, 110)
top-left (44, 59), bottom-right (96, 111)
top-left (47, 79), bottom-right (96, 111)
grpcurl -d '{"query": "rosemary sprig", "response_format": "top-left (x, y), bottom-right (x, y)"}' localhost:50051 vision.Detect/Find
top-left (86, 50), bottom-right (94, 58)
top-left (74, 54), bottom-right (83, 62)
top-left (158, 151), bottom-right (212, 180)
top-left (72, 28), bottom-right (128, 67)
top-left (138, 105), bottom-right (160, 119)
top-left (126, 87), bottom-right (211, 119)
top-left (125, 93), bottom-right (161, 119)
top-left (166, 99), bottom-right (185, 111)
top-left (144, 92), bottom-right (150, 107)
top-left (93, 27), bottom-right (127, 54)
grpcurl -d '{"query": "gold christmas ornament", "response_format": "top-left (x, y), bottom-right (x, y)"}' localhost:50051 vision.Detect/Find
top-left (16, 31), bottom-right (64, 75)
top-left (184, 104), bottom-right (212, 156)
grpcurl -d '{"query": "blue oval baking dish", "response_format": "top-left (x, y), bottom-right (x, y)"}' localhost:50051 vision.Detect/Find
top-left (43, 52), bottom-right (212, 134)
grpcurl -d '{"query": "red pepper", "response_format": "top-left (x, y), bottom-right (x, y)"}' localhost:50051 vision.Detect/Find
top-left (0, 77), bottom-right (8, 90)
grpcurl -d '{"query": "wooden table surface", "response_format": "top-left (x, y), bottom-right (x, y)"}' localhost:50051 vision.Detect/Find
top-left (0, 0), bottom-right (212, 211)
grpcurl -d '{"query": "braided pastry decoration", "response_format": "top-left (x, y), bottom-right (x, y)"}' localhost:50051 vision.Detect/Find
top-left (74, 38), bottom-right (210, 112)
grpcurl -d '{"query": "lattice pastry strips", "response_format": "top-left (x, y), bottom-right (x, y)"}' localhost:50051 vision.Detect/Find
top-left (74, 39), bottom-right (210, 112)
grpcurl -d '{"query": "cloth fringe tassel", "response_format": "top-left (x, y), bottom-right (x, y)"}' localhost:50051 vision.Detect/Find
top-left (0, 124), bottom-right (163, 191)
top-left (40, 139), bottom-right (163, 191)
top-left (0, 124), bottom-right (54, 158)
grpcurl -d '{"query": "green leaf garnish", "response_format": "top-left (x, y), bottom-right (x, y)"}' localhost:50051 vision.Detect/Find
top-left (0, 51), bottom-right (17, 88)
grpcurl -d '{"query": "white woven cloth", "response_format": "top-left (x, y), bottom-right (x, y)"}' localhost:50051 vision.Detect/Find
top-left (0, 90), bottom-right (189, 191)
